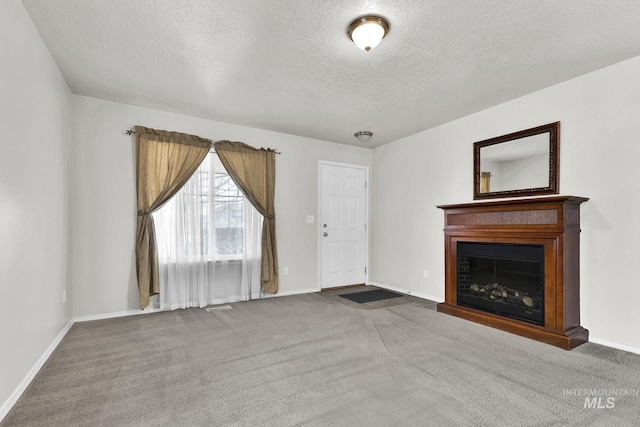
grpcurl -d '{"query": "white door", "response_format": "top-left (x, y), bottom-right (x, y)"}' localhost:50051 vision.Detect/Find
top-left (320, 163), bottom-right (367, 289)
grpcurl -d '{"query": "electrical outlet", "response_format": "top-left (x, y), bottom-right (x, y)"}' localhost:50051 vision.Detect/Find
top-left (423, 270), bottom-right (429, 278)
top-left (284, 267), bottom-right (289, 276)
top-left (306, 215), bottom-right (314, 224)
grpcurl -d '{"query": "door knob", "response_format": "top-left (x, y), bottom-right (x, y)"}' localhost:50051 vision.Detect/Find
top-left (323, 232), bottom-right (328, 237)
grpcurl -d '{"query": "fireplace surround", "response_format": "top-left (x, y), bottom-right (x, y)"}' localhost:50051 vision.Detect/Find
top-left (437, 196), bottom-right (589, 350)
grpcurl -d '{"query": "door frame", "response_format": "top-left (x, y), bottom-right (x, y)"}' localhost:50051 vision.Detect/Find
top-left (317, 160), bottom-right (370, 290)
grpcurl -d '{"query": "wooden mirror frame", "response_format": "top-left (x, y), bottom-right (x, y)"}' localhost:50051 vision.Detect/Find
top-left (473, 122), bottom-right (560, 200)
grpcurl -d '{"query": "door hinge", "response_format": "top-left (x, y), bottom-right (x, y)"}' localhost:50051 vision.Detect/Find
top-left (365, 266), bottom-right (367, 274)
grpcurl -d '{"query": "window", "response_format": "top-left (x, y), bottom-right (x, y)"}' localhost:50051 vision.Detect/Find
top-left (155, 150), bottom-right (263, 309)
top-left (211, 169), bottom-right (244, 255)
top-left (155, 152), bottom-right (245, 260)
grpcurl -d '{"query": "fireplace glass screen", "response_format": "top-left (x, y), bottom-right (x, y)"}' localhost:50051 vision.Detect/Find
top-left (457, 242), bottom-right (544, 325)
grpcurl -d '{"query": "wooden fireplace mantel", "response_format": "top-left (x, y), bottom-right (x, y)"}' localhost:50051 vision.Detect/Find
top-left (436, 196), bottom-right (589, 350)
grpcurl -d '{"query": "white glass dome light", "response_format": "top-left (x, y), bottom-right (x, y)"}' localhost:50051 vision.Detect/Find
top-left (348, 16), bottom-right (390, 52)
top-left (354, 131), bottom-right (373, 142)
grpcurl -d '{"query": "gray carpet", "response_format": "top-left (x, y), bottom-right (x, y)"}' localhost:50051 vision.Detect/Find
top-left (3, 288), bottom-right (640, 426)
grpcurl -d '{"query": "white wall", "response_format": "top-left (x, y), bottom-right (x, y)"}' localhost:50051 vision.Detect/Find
top-left (0, 0), bottom-right (73, 411)
top-left (372, 55), bottom-right (640, 350)
top-left (71, 96), bottom-right (372, 317)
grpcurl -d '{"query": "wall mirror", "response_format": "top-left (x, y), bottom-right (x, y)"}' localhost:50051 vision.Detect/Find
top-left (473, 122), bottom-right (559, 199)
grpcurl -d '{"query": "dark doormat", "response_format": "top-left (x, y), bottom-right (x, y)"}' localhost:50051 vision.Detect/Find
top-left (339, 289), bottom-right (403, 304)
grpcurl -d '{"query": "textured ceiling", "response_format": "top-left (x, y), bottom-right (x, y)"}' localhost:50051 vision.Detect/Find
top-left (20, 0), bottom-right (640, 147)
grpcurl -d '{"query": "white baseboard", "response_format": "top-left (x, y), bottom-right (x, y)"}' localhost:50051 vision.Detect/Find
top-left (260, 287), bottom-right (320, 299)
top-left (74, 306), bottom-right (160, 323)
top-left (0, 319), bottom-right (74, 422)
top-left (369, 281), bottom-right (444, 303)
top-left (75, 289), bottom-right (322, 321)
top-left (74, 289), bottom-right (323, 322)
top-left (588, 336), bottom-right (640, 355)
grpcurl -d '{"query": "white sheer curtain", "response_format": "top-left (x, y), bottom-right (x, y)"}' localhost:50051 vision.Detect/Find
top-left (154, 152), bottom-right (262, 310)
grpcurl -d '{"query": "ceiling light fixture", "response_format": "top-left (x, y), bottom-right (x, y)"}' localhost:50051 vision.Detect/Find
top-left (354, 131), bottom-right (373, 142)
top-left (348, 15), bottom-right (389, 52)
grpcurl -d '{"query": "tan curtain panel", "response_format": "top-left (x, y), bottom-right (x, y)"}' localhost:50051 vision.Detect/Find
top-left (213, 140), bottom-right (279, 294)
top-left (135, 126), bottom-right (212, 309)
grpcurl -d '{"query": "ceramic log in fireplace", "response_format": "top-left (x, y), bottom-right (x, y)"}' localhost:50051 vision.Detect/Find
top-left (436, 196), bottom-right (589, 350)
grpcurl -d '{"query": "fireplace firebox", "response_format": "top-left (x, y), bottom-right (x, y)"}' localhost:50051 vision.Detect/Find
top-left (437, 196), bottom-right (589, 350)
top-left (457, 242), bottom-right (544, 325)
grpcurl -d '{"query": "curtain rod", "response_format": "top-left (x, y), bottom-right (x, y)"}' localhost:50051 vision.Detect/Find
top-left (124, 129), bottom-right (281, 154)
